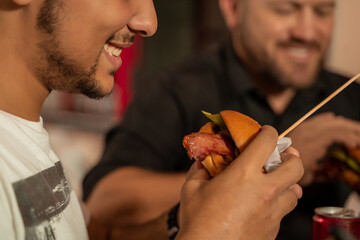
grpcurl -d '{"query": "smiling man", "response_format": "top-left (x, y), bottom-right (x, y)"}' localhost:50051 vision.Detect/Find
top-left (223, 0), bottom-right (336, 113)
top-left (230, 0), bottom-right (335, 90)
top-left (0, 0), bottom-right (158, 238)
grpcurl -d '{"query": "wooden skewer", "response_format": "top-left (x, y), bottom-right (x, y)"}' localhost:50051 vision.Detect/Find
top-left (279, 72), bottom-right (360, 138)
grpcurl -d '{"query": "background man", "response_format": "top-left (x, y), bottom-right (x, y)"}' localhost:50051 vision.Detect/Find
top-left (0, 0), bottom-right (303, 239)
top-left (83, 0), bottom-right (360, 239)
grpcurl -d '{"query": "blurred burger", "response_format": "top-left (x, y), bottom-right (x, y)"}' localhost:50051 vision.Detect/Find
top-left (318, 145), bottom-right (360, 192)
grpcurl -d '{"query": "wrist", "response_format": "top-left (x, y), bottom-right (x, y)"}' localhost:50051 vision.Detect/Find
top-left (167, 202), bottom-right (180, 240)
top-left (87, 215), bottom-right (111, 240)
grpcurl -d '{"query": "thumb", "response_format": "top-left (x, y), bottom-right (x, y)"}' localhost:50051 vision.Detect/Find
top-left (186, 161), bottom-right (211, 181)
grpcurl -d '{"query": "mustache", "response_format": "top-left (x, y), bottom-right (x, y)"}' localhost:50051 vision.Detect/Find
top-left (106, 32), bottom-right (135, 44)
top-left (277, 37), bottom-right (322, 50)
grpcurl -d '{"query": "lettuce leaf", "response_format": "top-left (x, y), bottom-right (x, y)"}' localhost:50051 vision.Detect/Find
top-left (201, 110), bottom-right (226, 129)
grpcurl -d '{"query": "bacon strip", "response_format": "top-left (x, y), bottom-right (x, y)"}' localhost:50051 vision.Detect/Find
top-left (183, 132), bottom-right (234, 161)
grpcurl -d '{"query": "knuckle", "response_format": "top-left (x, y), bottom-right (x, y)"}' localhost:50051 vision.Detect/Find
top-left (290, 155), bottom-right (304, 180)
top-left (262, 183), bottom-right (280, 202)
top-left (289, 195), bottom-right (299, 212)
top-left (297, 158), bottom-right (305, 178)
top-left (262, 125), bottom-right (279, 139)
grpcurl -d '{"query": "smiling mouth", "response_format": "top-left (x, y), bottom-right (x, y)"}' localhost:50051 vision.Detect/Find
top-left (104, 43), bottom-right (122, 57)
top-left (288, 47), bottom-right (311, 58)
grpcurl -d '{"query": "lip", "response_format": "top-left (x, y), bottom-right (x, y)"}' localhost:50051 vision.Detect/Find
top-left (104, 51), bottom-right (122, 71)
top-left (103, 41), bottom-right (133, 70)
top-left (108, 41), bottom-right (133, 49)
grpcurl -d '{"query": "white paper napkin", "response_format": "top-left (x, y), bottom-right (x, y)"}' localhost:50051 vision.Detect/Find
top-left (264, 137), bottom-right (292, 172)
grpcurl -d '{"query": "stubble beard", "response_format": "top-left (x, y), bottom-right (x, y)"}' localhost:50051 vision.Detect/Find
top-left (239, 23), bottom-right (323, 91)
top-left (35, 0), bottom-right (108, 100)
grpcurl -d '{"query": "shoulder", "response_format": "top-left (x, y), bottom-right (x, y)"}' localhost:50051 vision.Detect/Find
top-left (320, 69), bottom-right (360, 116)
top-left (320, 69), bottom-right (360, 91)
top-left (133, 48), bottom-right (223, 100)
top-left (135, 45), bottom-right (227, 103)
top-left (0, 112), bottom-right (20, 143)
top-left (163, 46), bottom-right (225, 87)
top-left (321, 70), bottom-right (349, 83)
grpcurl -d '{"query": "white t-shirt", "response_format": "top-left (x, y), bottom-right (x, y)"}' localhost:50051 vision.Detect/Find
top-left (0, 110), bottom-right (88, 239)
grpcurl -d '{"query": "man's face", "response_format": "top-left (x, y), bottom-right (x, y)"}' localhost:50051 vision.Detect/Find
top-left (32, 0), bottom-right (157, 99)
top-left (231, 0), bottom-right (335, 89)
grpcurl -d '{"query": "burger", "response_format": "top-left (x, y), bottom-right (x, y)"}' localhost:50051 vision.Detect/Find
top-left (182, 110), bottom-right (262, 177)
top-left (318, 145), bottom-right (360, 191)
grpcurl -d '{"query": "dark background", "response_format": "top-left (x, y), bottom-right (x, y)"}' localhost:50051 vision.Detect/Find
top-left (139, 0), bottom-right (227, 76)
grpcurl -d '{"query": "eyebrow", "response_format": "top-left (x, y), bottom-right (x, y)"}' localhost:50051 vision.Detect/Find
top-left (267, 0), bottom-right (336, 9)
top-left (314, 1), bottom-right (336, 7)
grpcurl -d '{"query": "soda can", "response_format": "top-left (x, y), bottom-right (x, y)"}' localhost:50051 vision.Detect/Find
top-left (312, 207), bottom-right (360, 240)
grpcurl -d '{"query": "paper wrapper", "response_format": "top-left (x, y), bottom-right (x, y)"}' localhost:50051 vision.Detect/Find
top-left (264, 137), bottom-right (292, 173)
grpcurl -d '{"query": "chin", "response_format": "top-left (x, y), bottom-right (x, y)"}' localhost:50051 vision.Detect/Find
top-left (283, 73), bottom-right (315, 89)
top-left (283, 65), bottom-right (319, 89)
top-left (76, 77), bottom-right (114, 100)
top-left (96, 72), bottom-right (116, 91)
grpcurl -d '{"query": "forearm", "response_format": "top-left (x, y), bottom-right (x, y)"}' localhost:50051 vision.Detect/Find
top-left (87, 209), bottom-right (169, 240)
top-left (86, 167), bottom-right (186, 226)
top-left (109, 211), bottom-right (169, 240)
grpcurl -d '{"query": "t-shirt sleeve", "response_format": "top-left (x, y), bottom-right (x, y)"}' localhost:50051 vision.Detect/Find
top-left (0, 168), bottom-right (21, 240)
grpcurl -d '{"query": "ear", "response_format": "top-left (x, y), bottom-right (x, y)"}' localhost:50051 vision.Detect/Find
top-left (218, 0), bottom-right (240, 31)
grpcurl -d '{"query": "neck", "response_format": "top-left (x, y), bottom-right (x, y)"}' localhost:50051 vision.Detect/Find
top-left (240, 62), bottom-right (297, 115)
top-left (266, 88), bottom-right (296, 115)
top-left (0, 2), bottom-right (50, 121)
top-left (0, 77), bottom-right (49, 122)
top-left (0, 47), bottom-right (50, 121)
top-left (244, 69), bottom-right (296, 115)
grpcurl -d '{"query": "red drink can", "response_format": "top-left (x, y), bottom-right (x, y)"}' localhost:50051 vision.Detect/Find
top-left (312, 207), bottom-right (360, 240)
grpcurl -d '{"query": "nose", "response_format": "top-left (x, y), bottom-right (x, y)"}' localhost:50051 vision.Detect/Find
top-left (128, 0), bottom-right (158, 37)
top-left (291, 8), bottom-right (317, 42)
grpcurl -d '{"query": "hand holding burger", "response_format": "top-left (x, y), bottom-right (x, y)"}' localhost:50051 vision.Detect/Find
top-left (178, 121), bottom-right (304, 239)
top-left (287, 112), bottom-right (360, 186)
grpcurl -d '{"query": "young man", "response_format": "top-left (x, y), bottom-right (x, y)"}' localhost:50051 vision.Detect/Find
top-left (83, 0), bottom-right (360, 239)
top-left (0, 0), bottom-right (303, 239)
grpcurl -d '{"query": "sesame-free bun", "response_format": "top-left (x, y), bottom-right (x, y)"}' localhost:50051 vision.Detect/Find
top-left (220, 110), bottom-right (261, 153)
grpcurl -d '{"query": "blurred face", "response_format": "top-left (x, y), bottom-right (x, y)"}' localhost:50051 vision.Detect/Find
top-left (226, 0), bottom-right (335, 89)
top-left (32, 0), bottom-right (157, 99)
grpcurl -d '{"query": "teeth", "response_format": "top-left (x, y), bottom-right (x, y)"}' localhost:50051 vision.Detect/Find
top-left (104, 43), bottom-right (122, 57)
top-left (288, 48), bottom-right (309, 58)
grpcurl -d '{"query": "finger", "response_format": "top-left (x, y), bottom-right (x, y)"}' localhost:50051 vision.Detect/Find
top-left (185, 161), bottom-right (210, 182)
top-left (228, 125), bottom-right (278, 174)
top-left (327, 120), bottom-right (360, 147)
top-left (290, 184), bottom-right (303, 199)
top-left (333, 133), bottom-right (360, 149)
top-left (320, 116), bottom-right (360, 138)
top-left (268, 153), bottom-right (304, 192)
top-left (283, 146), bottom-right (299, 157)
top-left (276, 188), bottom-right (300, 218)
top-left (306, 112), bottom-right (335, 125)
top-left (335, 116), bottom-right (360, 128)
top-left (312, 112), bottom-right (335, 121)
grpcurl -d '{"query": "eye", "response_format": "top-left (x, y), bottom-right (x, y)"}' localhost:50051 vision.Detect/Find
top-left (272, 3), bottom-right (297, 15)
top-left (314, 5), bottom-right (335, 18)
